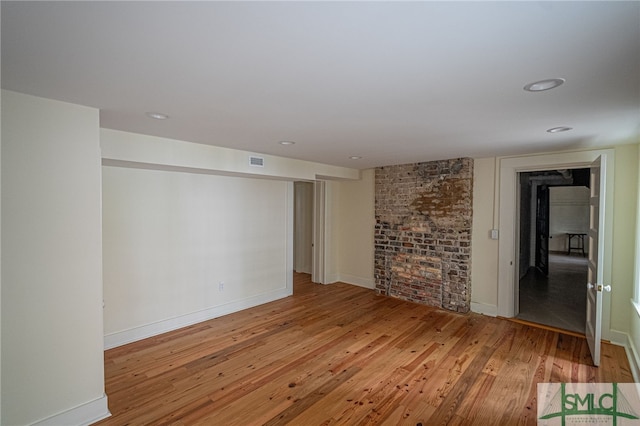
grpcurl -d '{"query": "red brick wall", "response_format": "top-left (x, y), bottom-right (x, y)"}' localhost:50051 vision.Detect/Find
top-left (374, 158), bottom-right (473, 312)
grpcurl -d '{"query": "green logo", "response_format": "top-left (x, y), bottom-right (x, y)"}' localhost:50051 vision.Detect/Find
top-left (538, 383), bottom-right (640, 425)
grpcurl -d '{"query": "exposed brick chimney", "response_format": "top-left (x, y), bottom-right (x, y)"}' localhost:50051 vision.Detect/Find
top-left (374, 158), bottom-right (473, 313)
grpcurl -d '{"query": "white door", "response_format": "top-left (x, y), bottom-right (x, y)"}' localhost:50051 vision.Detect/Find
top-left (585, 155), bottom-right (609, 366)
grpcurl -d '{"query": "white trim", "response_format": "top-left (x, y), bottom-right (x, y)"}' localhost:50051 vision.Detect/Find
top-left (471, 302), bottom-right (498, 317)
top-left (633, 149), bottom-right (640, 302)
top-left (627, 344), bottom-right (640, 384)
top-left (625, 333), bottom-right (640, 383)
top-left (31, 394), bottom-right (110, 426)
top-left (339, 273), bottom-right (374, 289)
top-left (608, 329), bottom-right (630, 348)
top-left (325, 273), bottom-right (339, 284)
top-left (631, 298), bottom-right (640, 320)
top-left (608, 329), bottom-right (640, 383)
top-left (312, 181), bottom-right (326, 284)
top-left (105, 288), bottom-right (291, 349)
top-left (286, 182), bottom-right (295, 296)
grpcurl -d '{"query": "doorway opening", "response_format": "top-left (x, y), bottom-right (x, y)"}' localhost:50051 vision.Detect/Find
top-left (294, 182), bottom-right (314, 275)
top-left (516, 168), bottom-right (590, 333)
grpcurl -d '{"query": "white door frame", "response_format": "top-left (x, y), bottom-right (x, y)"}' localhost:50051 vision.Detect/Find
top-left (312, 180), bottom-right (326, 284)
top-left (497, 149), bottom-right (615, 340)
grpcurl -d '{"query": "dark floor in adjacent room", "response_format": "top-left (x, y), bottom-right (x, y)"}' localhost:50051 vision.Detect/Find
top-left (518, 253), bottom-right (587, 334)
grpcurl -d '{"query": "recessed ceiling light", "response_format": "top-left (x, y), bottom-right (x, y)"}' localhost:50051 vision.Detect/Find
top-left (546, 126), bottom-right (573, 133)
top-left (523, 78), bottom-right (565, 92)
top-left (146, 112), bottom-right (169, 120)
top-left (279, 141), bottom-right (295, 145)
top-left (349, 156), bottom-right (362, 160)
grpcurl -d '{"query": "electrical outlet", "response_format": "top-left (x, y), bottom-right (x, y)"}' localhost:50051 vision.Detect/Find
top-left (218, 281), bottom-right (224, 291)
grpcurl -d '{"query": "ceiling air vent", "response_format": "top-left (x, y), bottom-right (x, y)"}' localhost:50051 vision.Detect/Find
top-left (249, 156), bottom-right (264, 167)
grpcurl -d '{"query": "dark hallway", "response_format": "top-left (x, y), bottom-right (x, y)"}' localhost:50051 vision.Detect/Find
top-left (517, 253), bottom-right (587, 334)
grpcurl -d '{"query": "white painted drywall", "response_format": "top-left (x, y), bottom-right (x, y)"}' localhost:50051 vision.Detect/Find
top-left (629, 142), bottom-right (640, 381)
top-left (470, 158), bottom-right (500, 315)
top-left (549, 186), bottom-right (590, 253)
top-left (102, 166), bottom-right (292, 343)
top-left (0, 71), bottom-right (3, 426)
top-left (101, 128), bottom-right (360, 181)
top-left (1, 90), bottom-right (107, 425)
top-left (609, 143), bottom-right (638, 334)
top-left (336, 168), bottom-right (375, 288)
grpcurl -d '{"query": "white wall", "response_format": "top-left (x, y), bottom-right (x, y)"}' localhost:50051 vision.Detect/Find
top-left (103, 166), bottom-right (293, 347)
top-left (0, 71), bottom-right (4, 426)
top-left (610, 144), bottom-right (639, 335)
top-left (629, 142), bottom-right (640, 380)
top-left (0, 80), bottom-right (3, 426)
top-left (1, 90), bottom-right (108, 425)
top-left (336, 169), bottom-right (375, 288)
top-left (549, 186), bottom-right (590, 253)
top-left (470, 158), bottom-right (500, 315)
top-left (99, 128), bottom-right (361, 346)
top-left (472, 146), bottom-right (639, 346)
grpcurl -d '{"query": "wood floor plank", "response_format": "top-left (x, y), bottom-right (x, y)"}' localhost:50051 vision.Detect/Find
top-left (424, 345), bottom-right (495, 425)
top-left (95, 273), bottom-right (634, 426)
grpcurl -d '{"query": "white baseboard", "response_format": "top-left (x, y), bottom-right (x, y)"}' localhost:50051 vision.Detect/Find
top-left (324, 273), bottom-right (340, 285)
top-left (627, 337), bottom-right (640, 383)
top-left (470, 301), bottom-right (498, 317)
top-left (104, 288), bottom-right (291, 349)
top-left (610, 330), bottom-right (640, 383)
top-left (339, 273), bottom-right (374, 289)
top-left (608, 329), bottom-right (629, 347)
top-left (31, 394), bottom-right (110, 426)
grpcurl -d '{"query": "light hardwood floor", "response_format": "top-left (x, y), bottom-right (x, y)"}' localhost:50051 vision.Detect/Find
top-left (96, 273), bottom-right (633, 425)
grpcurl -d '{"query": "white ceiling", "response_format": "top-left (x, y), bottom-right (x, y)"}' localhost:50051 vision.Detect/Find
top-left (2, 1), bottom-right (639, 169)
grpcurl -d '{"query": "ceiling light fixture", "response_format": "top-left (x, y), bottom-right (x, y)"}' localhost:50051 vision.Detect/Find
top-left (146, 112), bottom-right (169, 120)
top-left (279, 141), bottom-right (295, 145)
top-left (349, 156), bottom-right (362, 160)
top-left (523, 78), bottom-right (565, 92)
top-left (546, 126), bottom-right (573, 133)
